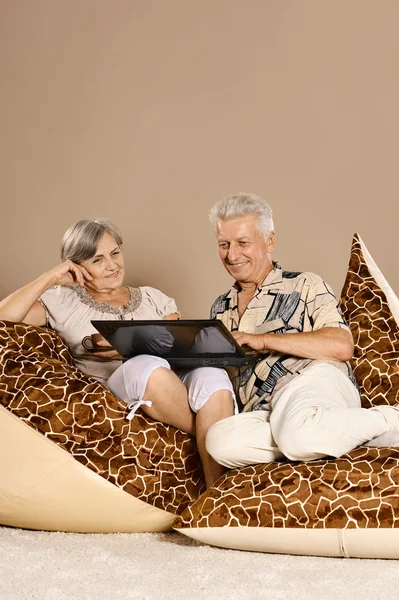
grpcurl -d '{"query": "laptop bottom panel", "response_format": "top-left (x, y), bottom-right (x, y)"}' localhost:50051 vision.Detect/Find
top-left (122, 356), bottom-right (259, 368)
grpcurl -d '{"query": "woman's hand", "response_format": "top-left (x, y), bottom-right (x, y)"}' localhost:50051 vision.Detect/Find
top-left (47, 261), bottom-right (93, 287)
top-left (0, 261), bottom-right (92, 326)
top-left (91, 340), bottom-right (122, 360)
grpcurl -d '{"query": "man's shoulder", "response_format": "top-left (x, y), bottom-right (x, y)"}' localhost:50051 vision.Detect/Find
top-left (281, 269), bottom-right (324, 286)
top-left (210, 290), bottom-right (232, 318)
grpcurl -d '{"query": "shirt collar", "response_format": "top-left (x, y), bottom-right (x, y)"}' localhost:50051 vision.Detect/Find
top-left (260, 261), bottom-right (283, 291)
top-left (230, 261), bottom-right (284, 296)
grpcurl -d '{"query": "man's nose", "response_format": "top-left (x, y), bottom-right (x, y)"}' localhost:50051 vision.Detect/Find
top-left (227, 244), bottom-right (240, 261)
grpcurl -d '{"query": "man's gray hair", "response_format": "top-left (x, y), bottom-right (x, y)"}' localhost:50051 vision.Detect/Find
top-left (60, 218), bottom-right (123, 263)
top-left (209, 193), bottom-right (274, 239)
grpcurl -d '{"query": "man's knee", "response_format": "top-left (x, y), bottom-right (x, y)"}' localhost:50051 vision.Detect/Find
top-left (272, 418), bottom-right (326, 461)
top-left (205, 417), bottom-right (247, 468)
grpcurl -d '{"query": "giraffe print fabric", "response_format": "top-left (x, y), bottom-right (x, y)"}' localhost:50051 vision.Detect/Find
top-left (0, 320), bottom-right (204, 515)
top-left (340, 233), bottom-right (399, 408)
top-left (174, 446), bottom-right (399, 529)
top-left (1, 232), bottom-right (399, 541)
top-left (174, 233), bottom-right (399, 533)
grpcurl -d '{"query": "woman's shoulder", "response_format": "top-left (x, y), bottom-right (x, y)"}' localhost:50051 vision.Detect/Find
top-left (138, 285), bottom-right (167, 297)
top-left (39, 285), bottom-right (86, 326)
top-left (40, 285), bottom-right (79, 305)
top-left (135, 286), bottom-right (178, 317)
top-left (138, 285), bottom-right (175, 303)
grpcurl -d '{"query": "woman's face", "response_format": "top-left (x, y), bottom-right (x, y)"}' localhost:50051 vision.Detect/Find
top-left (80, 232), bottom-right (125, 292)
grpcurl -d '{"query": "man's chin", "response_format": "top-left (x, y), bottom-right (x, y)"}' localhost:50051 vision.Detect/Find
top-left (225, 266), bottom-right (250, 280)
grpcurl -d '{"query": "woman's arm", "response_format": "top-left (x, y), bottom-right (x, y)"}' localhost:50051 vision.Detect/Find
top-left (93, 312), bottom-right (180, 359)
top-left (0, 261), bottom-right (92, 326)
top-left (0, 275), bottom-right (50, 326)
top-left (163, 313), bottom-right (180, 320)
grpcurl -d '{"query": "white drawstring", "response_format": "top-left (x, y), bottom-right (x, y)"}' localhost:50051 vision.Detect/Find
top-left (126, 399), bottom-right (152, 421)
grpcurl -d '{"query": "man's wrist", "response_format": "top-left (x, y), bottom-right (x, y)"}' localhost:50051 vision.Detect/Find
top-left (260, 334), bottom-right (269, 352)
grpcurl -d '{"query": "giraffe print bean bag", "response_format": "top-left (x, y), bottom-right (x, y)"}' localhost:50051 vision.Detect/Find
top-left (173, 234), bottom-right (399, 558)
top-left (0, 322), bottom-right (204, 532)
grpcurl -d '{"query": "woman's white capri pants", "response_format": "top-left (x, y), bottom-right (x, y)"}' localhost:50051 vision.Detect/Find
top-left (107, 354), bottom-right (237, 420)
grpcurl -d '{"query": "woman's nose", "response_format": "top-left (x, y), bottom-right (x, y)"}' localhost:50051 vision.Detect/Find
top-left (105, 256), bottom-right (117, 270)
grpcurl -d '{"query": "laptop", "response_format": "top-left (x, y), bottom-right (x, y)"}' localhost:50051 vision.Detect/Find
top-left (91, 319), bottom-right (263, 367)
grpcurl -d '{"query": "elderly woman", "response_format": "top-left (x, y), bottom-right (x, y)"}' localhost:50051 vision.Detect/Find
top-left (0, 218), bottom-right (235, 487)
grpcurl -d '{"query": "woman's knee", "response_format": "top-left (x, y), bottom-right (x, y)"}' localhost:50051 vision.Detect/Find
top-left (107, 354), bottom-right (170, 402)
top-left (124, 354), bottom-right (170, 374)
top-left (184, 367), bottom-right (235, 414)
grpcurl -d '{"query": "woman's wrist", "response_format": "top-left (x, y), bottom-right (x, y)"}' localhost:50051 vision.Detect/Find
top-left (37, 270), bottom-right (58, 291)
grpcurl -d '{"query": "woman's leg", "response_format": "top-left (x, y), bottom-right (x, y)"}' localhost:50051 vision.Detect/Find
top-left (107, 355), bottom-right (195, 435)
top-left (179, 367), bottom-right (236, 488)
top-left (108, 359), bottom-right (236, 486)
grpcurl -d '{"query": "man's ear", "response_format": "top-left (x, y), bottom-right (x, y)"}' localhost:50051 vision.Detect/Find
top-left (267, 231), bottom-right (275, 253)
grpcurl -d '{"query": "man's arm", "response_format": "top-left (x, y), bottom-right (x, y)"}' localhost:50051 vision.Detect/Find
top-left (232, 327), bottom-right (354, 362)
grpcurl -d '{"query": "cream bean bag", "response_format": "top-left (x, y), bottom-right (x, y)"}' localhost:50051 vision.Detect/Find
top-left (173, 234), bottom-right (399, 558)
top-left (0, 322), bottom-right (204, 532)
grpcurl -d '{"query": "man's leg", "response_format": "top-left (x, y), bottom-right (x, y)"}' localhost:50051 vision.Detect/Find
top-left (270, 363), bottom-right (399, 461)
top-left (206, 411), bottom-right (284, 468)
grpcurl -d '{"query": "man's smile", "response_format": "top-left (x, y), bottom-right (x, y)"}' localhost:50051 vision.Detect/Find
top-left (227, 261), bottom-right (249, 268)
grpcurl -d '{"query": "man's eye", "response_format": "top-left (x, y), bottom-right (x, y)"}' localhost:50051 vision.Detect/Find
top-left (112, 250), bottom-right (120, 256)
top-left (219, 243), bottom-right (228, 249)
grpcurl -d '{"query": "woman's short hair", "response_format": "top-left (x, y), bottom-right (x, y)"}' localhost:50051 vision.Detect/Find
top-left (60, 218), bottom-right (123, 263)
top-left (209, 193), bottom-right (274, 239)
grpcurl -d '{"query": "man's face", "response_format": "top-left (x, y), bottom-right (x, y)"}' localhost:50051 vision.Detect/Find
top-left (216, 215), bottom-right (275, 285)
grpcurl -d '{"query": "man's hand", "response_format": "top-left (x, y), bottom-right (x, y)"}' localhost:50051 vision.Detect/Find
top-left (231, 331), bottom-right (266, 352)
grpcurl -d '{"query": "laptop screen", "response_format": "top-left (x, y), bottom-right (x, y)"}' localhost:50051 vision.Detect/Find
top-left (91, 320), bottom-right (240, 360)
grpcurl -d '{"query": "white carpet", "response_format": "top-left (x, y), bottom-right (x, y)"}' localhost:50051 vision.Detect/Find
top-left (0, 526), bottom-right (397, 600)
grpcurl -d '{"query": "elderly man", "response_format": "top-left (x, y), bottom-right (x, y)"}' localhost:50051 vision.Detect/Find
top-left (205, 193), bottom-right (399, 468)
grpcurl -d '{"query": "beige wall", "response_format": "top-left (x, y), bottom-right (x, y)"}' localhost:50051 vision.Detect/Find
top-left (1, 0), bottom-right (398, 317)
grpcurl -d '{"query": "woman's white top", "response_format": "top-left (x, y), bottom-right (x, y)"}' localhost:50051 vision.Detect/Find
top-left (39, 285), bottom-right (178, 383)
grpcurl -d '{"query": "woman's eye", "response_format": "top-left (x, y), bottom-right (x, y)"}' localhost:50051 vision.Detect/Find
top-left (112, 250), bottom-right (120, 256)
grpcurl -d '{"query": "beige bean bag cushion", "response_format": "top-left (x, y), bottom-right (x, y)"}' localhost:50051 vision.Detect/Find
top-left (173, 234), bottom-right (399, 558)
top-left (0, 322), bottom-right (204, 532)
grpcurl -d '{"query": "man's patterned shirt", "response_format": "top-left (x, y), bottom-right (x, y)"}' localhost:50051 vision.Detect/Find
top-left (210, 262), bottom-right (357, 412)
